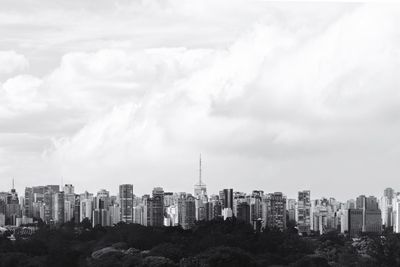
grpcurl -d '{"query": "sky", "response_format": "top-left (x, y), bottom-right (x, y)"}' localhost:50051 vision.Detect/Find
top-left (1, 0), bottom-right (400, 201)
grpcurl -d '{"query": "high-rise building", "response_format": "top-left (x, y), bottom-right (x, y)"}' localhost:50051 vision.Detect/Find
top-left (222, 188), bottom-right (233, 220)
top-left (6, 185), bottom-right (21, 226)
top-left (146, 187), bottom-right (164, 227)
top-left (296, 190), bottom-right (311, 235)
top-left (178, 193), bottom-right (196, 229)
top-left (63, 186), bottom-right (75, 223)
top-left (342, 195), bottom-right (382, 236)
top-left (265, 192), bottom-right (287, 231)
top-left (236, 202), bottom-right (250, 223)
top-left (43, 185), bottom-right (60, 224)
top-left (380, 188), bottom-right (395, 228)
top-left (24, 187), bottom-right (34, 219)
top-left (80, 198), bottom-right (93, 222)
top-left (341, 209), bottom-right (363, 237)
top-left (287, 199), bottom-right (296, 222)
top-left (356, 195), bottom-right (382, 233)
top-left (53, 191), bottom-right (65, 224)
top-left (119, 184), bottom-right (134, 223)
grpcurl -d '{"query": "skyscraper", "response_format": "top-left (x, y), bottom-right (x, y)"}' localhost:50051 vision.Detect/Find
top-left (147, 187), bottom-right (164, 227)
top-left (381, 188), bottom-right (395, 228)
top-left (63, 184), bottom-right (75, 223)
top-left (119, 184), bottom-right (133, 223)
top-left (53, 191), bottom-right (65, 224)
top-left (236, 202), bottom-right (250, 223)
top-left (356, 195), bottom-right (382, 233)
top-left (178, 193), bottom-right (196, 229)
top-left (296, 190), bottom-right (311, 235)
top-left (222, 188), bottom-right (233, 220)
top-left (265, 192), bottom-right (287, 231)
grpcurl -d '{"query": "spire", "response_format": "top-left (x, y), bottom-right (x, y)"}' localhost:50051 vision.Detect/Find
top-left (199, 153), bottom-right (202, 185)
top-left (12, 178), bottom-right (14, 190)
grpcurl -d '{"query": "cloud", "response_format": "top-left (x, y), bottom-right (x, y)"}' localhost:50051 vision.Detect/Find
top-left (1, 1), bottom-right (400, 199)
top-left (0, 75), bottom-right (46, 117)
top-left (0, 51), bottom-right (28, 74)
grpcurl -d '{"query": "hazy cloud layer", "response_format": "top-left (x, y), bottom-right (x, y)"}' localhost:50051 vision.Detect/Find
top-left (1, 1), bottom-right (400, 200)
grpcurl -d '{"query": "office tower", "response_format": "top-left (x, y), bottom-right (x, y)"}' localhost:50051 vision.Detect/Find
top-left (222, 189), bottom-right (233, 220)
top-left (119, 184), bottom-right (134, 223)
top-left (205, 196), bottom-right (222, 221)
top-left (94, 190), bottom-right (111, 226)
top-left (0, 192), bottom-right (8, 216)
top-left (287, 199), bottom-right (296, 222)
top-left (43, 185), bottom-right (60, 224)
top-left (97, 189), bottom-right (110, 209)
top-left (341, 209), bottom-right (363, 237)
top-left (132, 204), bottom-right (144, 225)
top-left (146, 187), bottom-right (164, 227)
top-left (296, 190), bottom-right (311, 235)
top-left (53, 191), bottom-right (65, 224)
top-left (311, 198), bottom-right (340, 234)
top-left (381, 188), bottom-right (395, 228)
top-left (92, 198), bottom-right (110, 227)
top-left (265, 192), bottom-right (287, 231)
top-left (195, 198), bottom-right (207, 221)
top-left (110, 203), bottom-right (121, 225)
top-left (194, 155), bottom-right (207, 199)
top-left (74, 195), bottom-right (81, 224)
top-left (233, 192), bottom-right (246, 217)
top-left (236, 202), bottom-right (250, 223)
top-left (80, 198), bottom-right (93, 222)
top-left (6, 187), bottom-right (21, 226)
top-left (24, 187), bottom-right (34, 218)
top-left (342, 195), bottom-right (382, 236)
top-left (177, 193), bottom-right (196, 229)
top-left (248, 190), bottom-right (263, 226)
top-left (356, 195), bottom-right (382, 233)
top-left (62, 184), bottom-right (75, 223)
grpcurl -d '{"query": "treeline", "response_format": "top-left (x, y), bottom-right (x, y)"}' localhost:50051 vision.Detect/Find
top-left (0, 219), bottom-right (400, 266)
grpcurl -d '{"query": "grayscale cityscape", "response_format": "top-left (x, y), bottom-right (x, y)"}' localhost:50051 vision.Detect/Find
top-left (2, 0), bottom-right (400, 266)
top-left (0, 156), bottom-right (396, 237)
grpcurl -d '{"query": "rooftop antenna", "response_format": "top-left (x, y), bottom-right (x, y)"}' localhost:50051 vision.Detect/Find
top-left (12, 178), bottom-right (14, 190)
top-left (199, 153), bottom-right (202, 185)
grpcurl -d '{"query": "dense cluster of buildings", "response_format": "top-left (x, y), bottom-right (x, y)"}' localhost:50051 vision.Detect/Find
top-left (0, 161), bottom-right (399, 237)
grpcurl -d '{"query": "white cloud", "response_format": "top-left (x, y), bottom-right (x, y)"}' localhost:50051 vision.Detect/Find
top-left (0, 51), bottom-right (28, 74)
top-left (1, 1), bottom-right (400, 199)
top-left (0, 75), bottom-right (46, 116)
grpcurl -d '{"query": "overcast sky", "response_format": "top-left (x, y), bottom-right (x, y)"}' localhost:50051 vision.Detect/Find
top-left (1, 0), bottom-right (400, 200)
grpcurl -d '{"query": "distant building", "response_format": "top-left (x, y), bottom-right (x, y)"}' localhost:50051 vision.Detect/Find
top-left (341, 209), bottom-right (363, 237)
top-left (119, 184), bottom-right (134, 223)
top-left (287, 199), bottom-right (296, 222)
top-left (380, 188), bottom-right (395, 228)
top-left (53, 191), bottom-right (65, 224)
top-left (145, 187), bottom-right (164, 227)
top-left (265, 192), bottom-right (286, 231)
top-left (222, 189), bottom-right (233, 220)
top-left (178, 193), bottom-right (196, 229)
top-left (342, 195), bottom-right (382, 236)
top-left (236, 202), bottom-right (250, 223)
top-left (296, 190), bottom-right (311, 235)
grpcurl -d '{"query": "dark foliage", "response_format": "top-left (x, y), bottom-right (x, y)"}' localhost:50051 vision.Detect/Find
top-left (0, 220), bottom-right (396, 266)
